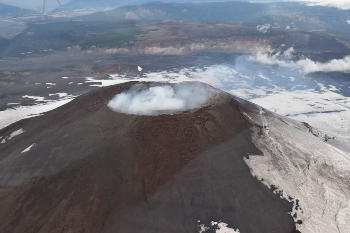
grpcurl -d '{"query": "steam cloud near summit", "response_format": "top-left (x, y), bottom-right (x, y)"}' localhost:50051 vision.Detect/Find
top-left (297, 0), bottom-right (350, 10)
top-left (251, 47), bottom-right (350, 74)
top-left (256, 24), bottom-right (271, 33)
top-left (107, 83), bottom-right (212, 115)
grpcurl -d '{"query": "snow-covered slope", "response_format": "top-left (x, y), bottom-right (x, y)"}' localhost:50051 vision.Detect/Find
top-left (242, 104), bottom-right (350, 233)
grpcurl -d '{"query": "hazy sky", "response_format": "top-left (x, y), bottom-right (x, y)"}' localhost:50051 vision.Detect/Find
top-left (0, 0), bottom-right (349, 11)
top-left (0, 0), bottom-right (72, 11)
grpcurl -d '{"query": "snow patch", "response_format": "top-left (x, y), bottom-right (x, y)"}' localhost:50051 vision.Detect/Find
top-left (258, 73), bottom-right (271, 81)
top-left (1, 128), bottom-right (26, 143)
top-left (243, 107), bottom-right (350, 233)
top-left (198, 221), bottom-right (240, 233)
top-left (250, 90), bottom-right (350, 152)
top-left (199, 224), bottom-right (209, 233)
top-left (9, 128), bottom-right (25, 139)
top-left (21, 143), bottom-right (36, 153)
top-left (23, 95), bottom-right (47, 102)
top-left (0, 99), bottom-right (73, 130)
top-left (49, 93), bottom-right (69, 98)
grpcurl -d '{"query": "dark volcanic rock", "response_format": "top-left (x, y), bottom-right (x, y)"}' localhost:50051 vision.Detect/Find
top-left (0, 82), bottom-right (299, 233)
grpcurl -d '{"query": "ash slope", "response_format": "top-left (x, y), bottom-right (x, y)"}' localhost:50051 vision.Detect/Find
top-left (0, 82), bottom-right (306, 233)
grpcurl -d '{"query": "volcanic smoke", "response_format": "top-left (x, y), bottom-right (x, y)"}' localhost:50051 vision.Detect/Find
top-left (107, 82), bottom-right (213, 115)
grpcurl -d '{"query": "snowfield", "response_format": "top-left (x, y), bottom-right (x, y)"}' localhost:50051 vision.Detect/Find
top-left (243, 106), bottom-right (350, 233)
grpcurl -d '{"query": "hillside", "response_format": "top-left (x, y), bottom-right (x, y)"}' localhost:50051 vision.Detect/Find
top-left (0, 82), bottom-right (299, 233)
top-left (79, 1), bottom-right (350, 37)
top-left (0, 3), bottom-right (33, 17)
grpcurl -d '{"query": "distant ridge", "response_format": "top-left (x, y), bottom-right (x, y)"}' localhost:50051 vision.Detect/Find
top-left (0, 3), bottom-right (34, 17)
top-left (73, 1), bottom-right (350, 37)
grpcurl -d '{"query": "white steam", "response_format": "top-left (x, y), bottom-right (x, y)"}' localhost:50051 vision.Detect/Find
top-left (252, 47), bottom-right (295, 67)
top-left (251, 47), bottom-right (350, 74)
top-left (296, 56), bottom-right (350, 74)
top-left (107, 83), bottom-right (213, 115)
top-left (297, 0), bottom-right (350, 10)
top-left (199, 221), bottom-right (240, 233)
top-left (256, 24), bottom-right (271, 33)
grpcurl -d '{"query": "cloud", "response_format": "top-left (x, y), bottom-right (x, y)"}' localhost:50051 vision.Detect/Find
top-left (347, 20), bottom-right (350, 24)
top-left (250, 47), bottom-right (350, 74)
top-left (296, 56), bottom-right (350, 74)
top-left (257, 24), bottom-right (271, 33)
top-left (250, 47), bottom-right (295, 67)
top-left (107, 83), bottom-right (213, 115)
top-left (297, 0), bottom-right (350, 10)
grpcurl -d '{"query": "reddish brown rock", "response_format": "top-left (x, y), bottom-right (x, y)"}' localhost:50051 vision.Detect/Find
top-left (0, 82), bottom-right (299, 233)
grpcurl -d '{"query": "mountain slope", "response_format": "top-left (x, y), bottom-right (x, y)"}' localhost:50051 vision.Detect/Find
top-left (0, 82), bottom-right (349, 233)
top-left (0, 82), bottom-right (299, 233)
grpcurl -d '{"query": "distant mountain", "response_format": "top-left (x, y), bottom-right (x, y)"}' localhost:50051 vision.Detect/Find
top-left (0, 20), bottom-right (140, 57)
top-left (54, 0), bottom-right (129, 11)
top-left (54, 0), bottom-right (250, 12)
top-left (79, 1), bottom-right (270, 21)
top-left (0, 36), bottom-right (9, 51)
top-left (53, 0), bottom-right (196, 13)
top-left (78, 1), bottom-right (350, 37)
top-left (0, 3), bottom-right (33, 17)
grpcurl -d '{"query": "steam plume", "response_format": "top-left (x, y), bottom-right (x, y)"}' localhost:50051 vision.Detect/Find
top-left (296, 56), bottom-right (350, 74)
top-left (107, 83), bottom-right (213, 115)
top-left (251, 48), bottom-right (350, 74)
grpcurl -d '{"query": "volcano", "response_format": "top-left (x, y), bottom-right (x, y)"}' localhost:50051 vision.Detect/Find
top-left (0, 82), bottom-right (349, 233)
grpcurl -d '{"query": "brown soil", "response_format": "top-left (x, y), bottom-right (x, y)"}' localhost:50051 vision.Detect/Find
top-left (0, 82), bottom-right (299, 233)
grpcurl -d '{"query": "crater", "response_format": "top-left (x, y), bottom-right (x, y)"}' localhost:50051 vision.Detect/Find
top-left (107, 82), bottom-right (215, 115)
